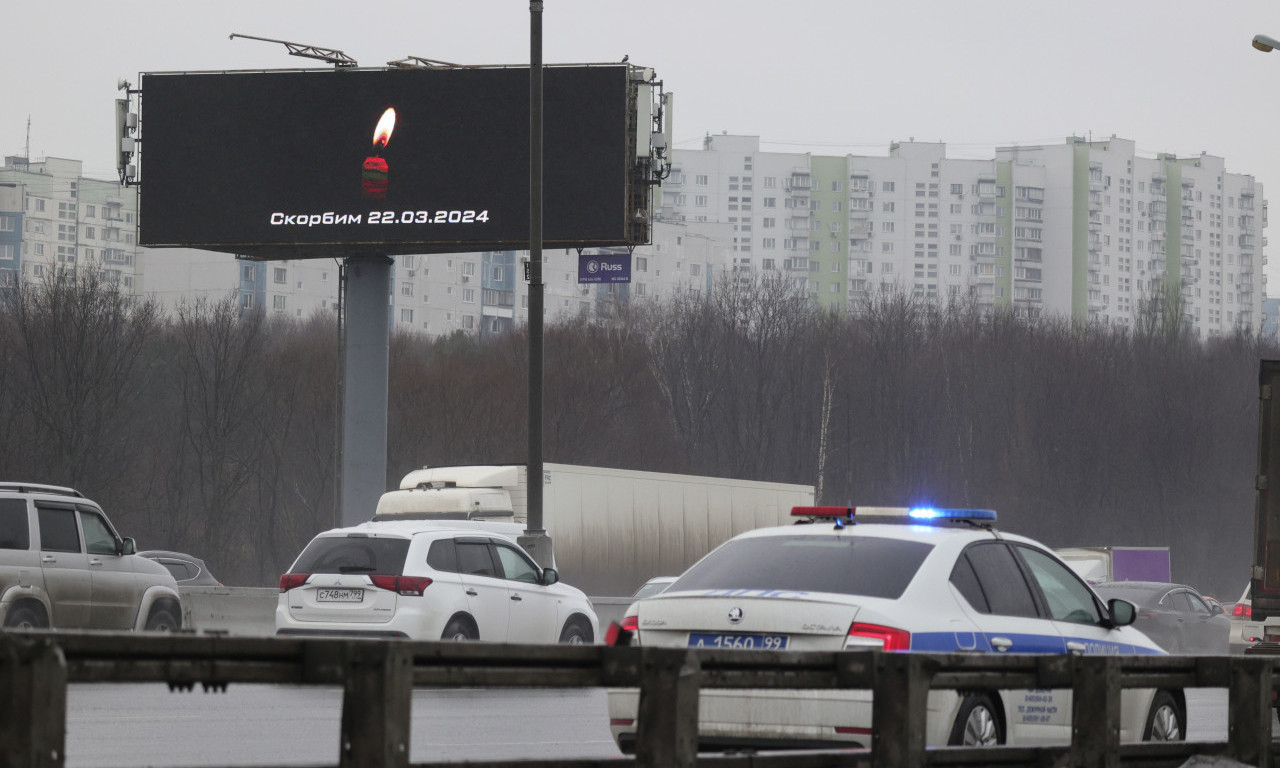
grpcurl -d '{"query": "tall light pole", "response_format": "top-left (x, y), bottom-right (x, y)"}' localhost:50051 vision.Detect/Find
top-left (520, 0), bottom-right (552, 568)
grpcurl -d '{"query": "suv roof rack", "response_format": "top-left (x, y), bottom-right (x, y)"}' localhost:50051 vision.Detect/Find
top-left (0, 482), bottom-right (84, 498)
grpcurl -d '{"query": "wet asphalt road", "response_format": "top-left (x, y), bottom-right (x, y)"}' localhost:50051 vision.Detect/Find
top-left (65, 684), bottom-right (1260, 767)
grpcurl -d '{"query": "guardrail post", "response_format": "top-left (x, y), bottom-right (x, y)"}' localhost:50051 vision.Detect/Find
top-left (1228, 656), bottom-right (1272, 768)
top-left (871, 652), bottom-right (935, 767)
top-left (338, 641), bottom-right (411, 768)
top-left (0, 633), bottom-right (67, 768)
top-left (634, 648), bottom-right (700, 768)
top-left (1069, 654), bottom-right (1120, 768)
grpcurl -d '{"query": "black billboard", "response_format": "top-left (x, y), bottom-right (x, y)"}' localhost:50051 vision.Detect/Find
top-left (137, 65), bottom-right (642, 258)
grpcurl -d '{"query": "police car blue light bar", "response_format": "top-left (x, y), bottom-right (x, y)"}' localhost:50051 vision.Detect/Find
top-left (790, 506), bottom-right (997, 523)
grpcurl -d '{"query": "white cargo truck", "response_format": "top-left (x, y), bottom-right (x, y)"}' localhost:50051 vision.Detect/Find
top-left (375, 463), bottom-right (815, 596)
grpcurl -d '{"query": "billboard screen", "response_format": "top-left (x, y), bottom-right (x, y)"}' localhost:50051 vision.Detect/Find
top-left (137, 65), bottom-right (642, 257)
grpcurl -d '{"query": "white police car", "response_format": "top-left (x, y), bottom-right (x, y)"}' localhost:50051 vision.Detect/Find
top-left (607, 506), bottom-right (1182, 752)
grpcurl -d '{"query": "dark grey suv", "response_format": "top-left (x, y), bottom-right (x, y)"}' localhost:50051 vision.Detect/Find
top-left (0, 483), bottom-right (183, 630)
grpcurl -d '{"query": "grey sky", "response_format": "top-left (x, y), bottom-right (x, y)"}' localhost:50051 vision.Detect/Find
top-left (6, 0), bottom-right (1280, 281)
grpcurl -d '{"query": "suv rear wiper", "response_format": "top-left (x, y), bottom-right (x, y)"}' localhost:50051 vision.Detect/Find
top-left (338, 565), bottom-right (378, 573)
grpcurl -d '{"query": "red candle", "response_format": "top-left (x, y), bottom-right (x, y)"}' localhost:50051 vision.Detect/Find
top-left (362, 107), bottom-right (396, 199)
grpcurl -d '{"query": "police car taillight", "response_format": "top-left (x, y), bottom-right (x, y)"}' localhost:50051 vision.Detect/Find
top-left (846, 622), bottom-right (911, 651)
top-left (606, 615), bottom-right (639, 647)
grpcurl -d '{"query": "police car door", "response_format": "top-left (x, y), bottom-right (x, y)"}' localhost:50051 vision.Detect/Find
top-left (949, 541), bottom-right (1070, 745)
top-left (1011, 544), bottom-right (1142, 739)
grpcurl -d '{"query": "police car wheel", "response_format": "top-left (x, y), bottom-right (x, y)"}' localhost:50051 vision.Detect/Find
top-left (948, 693), bottom-right (1002, 746)
top-left (1142, 691), bottom-right (1184, 741)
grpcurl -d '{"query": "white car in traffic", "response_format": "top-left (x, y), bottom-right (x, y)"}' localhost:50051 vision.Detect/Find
top-left (276, 520), bottom-right (599, 644)
top-left (608, 506), bottom-right (1182, 751)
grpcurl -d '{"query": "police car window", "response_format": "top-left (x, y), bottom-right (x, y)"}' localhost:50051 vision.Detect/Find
top-left (0, 499), bottom-right (29, 550)
top-left (1017, 545), bottom-right (1102, 625)
top-left (962, 543), bottom-right (1039, 618)
top-left (668, 535), bottom-right (932, 599)
top-left (949, 553), bottom-right (990, 612)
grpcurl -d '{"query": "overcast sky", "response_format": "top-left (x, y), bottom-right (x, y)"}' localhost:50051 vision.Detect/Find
top-left (7, 0), bottom-right (1280, 279)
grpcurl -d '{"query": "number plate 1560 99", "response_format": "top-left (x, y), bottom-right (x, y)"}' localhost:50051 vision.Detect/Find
top-left (688, 633), bottom-right (788, 650)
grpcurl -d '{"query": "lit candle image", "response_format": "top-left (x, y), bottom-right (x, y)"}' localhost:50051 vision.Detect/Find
top-left (362, 107), bottom-right (397, 199)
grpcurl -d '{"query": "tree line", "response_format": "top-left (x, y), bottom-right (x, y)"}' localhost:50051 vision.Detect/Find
top-left (0, 271), bottom-right (1270, 598)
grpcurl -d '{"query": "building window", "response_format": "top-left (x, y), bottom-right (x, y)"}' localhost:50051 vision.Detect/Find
top-left (400, 308), bottom-right (413, 323)
top-left (274, 267), bottom-right (287, 283)
top-left (272, 295), bottom-right (286, 311)
top-left (0, 216), bottom-right (15, 232)
top-left (696, 175), bottom-right (708, 185)
top-left (463, 288), bottom-right (476, 303)
top-left (241, 293), bottom-right (254, 309)
top-left (636, 256), bottom-right (648, 272)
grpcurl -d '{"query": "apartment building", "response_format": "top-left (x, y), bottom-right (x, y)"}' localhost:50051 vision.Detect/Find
top-left (0, 157), bottom-right (142, 290)
top-left (0, 155), bottom-right (719, 334)
top-left (667, 135), bottom-right (1268, 337)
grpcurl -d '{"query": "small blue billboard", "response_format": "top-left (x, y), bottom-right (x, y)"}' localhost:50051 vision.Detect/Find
top-left (578, 253), bottom-right (631, 283)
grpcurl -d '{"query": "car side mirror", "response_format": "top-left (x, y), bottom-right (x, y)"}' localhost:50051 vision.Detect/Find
top-left (117, 537), bottom-right (136, 556)
top-left (1108, 598), bottom-right (1136, 627)
top-left (541, 567), bottom-right (559, 586)
top-left (1211, 603), bottom-right (1225, 616)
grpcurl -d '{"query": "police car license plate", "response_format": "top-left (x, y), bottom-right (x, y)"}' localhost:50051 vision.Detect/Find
top-left (688, 633), bottom-right (788, 650)
top-left (316, 588), bottom-right (364, 603)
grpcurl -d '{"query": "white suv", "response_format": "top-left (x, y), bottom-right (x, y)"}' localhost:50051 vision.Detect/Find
top-left (275, 520), bottom-right (599, 643)
top-left (0, 483), bottom-right (183, 631)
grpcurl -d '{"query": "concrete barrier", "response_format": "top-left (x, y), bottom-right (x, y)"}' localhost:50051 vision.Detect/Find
top-left (180, 588), bottom-right (632, 638)
top-left (179, 586), bottom-right (278, 636)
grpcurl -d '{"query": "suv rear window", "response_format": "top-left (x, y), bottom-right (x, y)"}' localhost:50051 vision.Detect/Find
top-left (0, 499), bottom-right (29, 550)
top-left (669, 534), bottom-right (933, 599)
top-left (290, 535), bottom-right (411, 575)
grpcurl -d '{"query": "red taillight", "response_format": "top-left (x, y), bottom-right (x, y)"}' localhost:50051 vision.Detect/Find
top-left (606, 615), bottom-right (639, 646)
top-left (847, 622), bottom-right (911, 651)
top-left (1233, 603), bottom-right (1252, 618)
top-left (369, 575), bottom-right (432, 596)
top-left (279, 573), bottom-right (309, 592)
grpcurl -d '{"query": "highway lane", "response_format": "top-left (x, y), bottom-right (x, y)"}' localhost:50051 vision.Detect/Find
top-left (65, 684), bottom-right (1260, 767)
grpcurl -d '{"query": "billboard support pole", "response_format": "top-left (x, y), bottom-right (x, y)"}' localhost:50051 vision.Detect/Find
top-left (521, 0), bottom-right (554, 570)
top-left (340, 254), bottom-right (392, 527)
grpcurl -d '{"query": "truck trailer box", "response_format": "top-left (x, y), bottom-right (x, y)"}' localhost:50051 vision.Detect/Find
top-left (377, 463), bottom-right (816, 596)
top-left (1054, 546), bottom-right (1172, 584)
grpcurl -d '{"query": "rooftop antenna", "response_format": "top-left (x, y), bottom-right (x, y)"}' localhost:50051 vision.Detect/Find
top-left (229, 33), bottom-right (358, 68)
top-left (24, 116), bottom-right (30, 169)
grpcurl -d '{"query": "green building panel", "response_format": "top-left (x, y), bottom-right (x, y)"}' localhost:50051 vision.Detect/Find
top-left (809, 155), bottom-right (849, 310)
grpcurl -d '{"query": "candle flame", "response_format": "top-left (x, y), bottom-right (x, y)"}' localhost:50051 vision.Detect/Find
top-left (372, 107), bottom-right (396, 149)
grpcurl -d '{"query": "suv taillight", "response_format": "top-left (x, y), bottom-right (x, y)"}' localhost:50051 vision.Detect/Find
top-left (1233, 603), bottom-right (1252, 618)
top-left (369, 575), bottom-right (432, 596)
top-left (846, 622), bottom-right (911, 651)
top-left (279, 573), bottom-right (310, 592)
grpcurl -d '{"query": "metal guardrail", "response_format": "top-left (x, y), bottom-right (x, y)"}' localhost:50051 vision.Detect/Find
top-left (3, 630), bottom-right (1280, 768)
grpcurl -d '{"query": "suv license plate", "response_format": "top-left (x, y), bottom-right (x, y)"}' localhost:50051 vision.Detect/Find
top-left (316, 588), bottom-right (364, 603)
top-left (688, 632), bottom-right (788, 650)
